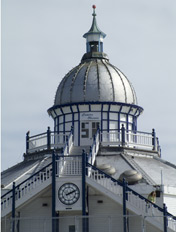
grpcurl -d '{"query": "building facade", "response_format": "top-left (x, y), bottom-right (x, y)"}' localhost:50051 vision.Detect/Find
top-left (1, 5), bottom-right (176, 232)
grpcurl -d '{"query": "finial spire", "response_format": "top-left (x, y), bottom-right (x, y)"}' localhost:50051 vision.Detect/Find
top-left (83, 5), bottom-right (106, 53)
top-left (92, 5), bottom-right (96, 16)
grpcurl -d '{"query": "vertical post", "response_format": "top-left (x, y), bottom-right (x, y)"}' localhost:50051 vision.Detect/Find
top-left (12, 182), bottom-right (15, 232)
top-left (121, 124), bottom-right (125, 146)
top-left (26, 131), bottom-right (30, 153)
top-left (163, 203), bottom-right (168, 232)
top-left (89, 146), bottom-right (92, 165)
top-left (94, 135), bottom-right (96, 153)
top-left (47, 127), bottom-right (51, 150)
top-left (52, 151), bottom-right (56, 232)
top-left (152, 128), bottom-right (156, 151)
top-left (66, 135), bottom-right (69, 154)
top-left (123, 178), bottom-right (127, 232)
top-left (82, 150), bottom-right (87, 232)
top-left (71, 126), bottom-right (74, 143)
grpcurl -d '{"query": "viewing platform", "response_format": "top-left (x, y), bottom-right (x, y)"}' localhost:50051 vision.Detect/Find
top-left (25, 126), bottom-right (161, 156)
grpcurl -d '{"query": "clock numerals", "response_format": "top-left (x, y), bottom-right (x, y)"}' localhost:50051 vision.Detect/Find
top-left (58, 183), bottom-right (80, 205)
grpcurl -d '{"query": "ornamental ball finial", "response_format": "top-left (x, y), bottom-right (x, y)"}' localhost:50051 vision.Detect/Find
top-left (92, 5), bottom-right (96, 9)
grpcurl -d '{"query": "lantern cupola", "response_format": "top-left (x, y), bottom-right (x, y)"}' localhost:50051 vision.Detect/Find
top-left (83, 5), bottom-right (106, 53)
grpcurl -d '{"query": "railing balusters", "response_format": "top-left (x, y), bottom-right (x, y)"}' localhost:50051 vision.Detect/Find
top-left (86, 163), bottom-right (175, 230)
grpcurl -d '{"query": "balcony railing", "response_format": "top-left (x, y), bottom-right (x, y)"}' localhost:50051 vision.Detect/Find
top-left (101, 125), bottom-right (160, 154)
top-left (26, 127), bottom-right (72, 154)
top-left (26, 125), bottom-right (160, 155)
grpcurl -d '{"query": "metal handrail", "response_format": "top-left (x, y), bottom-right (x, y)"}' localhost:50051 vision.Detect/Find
top-left (88, 128), bottom-right (100, 165)
top-left (26, 126), bottom-right (160, 155)
top-left (86, 163), bottom-right (176, 220)
top-left (62, 127), bottom-right (74, 156)
top-left (1, 162), bottom-right (52, 199)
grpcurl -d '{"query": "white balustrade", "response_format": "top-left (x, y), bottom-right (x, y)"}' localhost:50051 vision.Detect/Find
top-left (101, 131), bottom-right (121, 145)
top-left (27, 128), bottom-right (159, 154)
top-left (88, 130), bottom-right (100, 165)
top-left (51, 133), bottom-right (66, 148)
top-left (56, 157), bottom-right (82, 176)
top-left (68, 133), bottom-right (74, 154)
top-left (1, 165), bottom-right (52, 215)
top-left (88, 168), bottom-right (122, 196)
top-left (87, 166), bottom-right (176, 230)
top-left (28, 134), bottom-right (48, 152)
top-left (126, 131), bottom-right (153, 149)
top-left (28, 132), bottom-right (68, 153)
top-left (101, 130), bottom-right (157, 151)
top-left (168, 217), bottom-right (176, 231)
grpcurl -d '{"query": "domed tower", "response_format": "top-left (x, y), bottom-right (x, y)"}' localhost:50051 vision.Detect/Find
top-left (48, 5), bottom-right (143, 146)
top-left (2, 6), bottom-right (176, 231)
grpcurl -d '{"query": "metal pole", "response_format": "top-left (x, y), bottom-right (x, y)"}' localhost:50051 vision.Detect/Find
top-left (12, 182), bottom-right (15, 232)
top-left (71, 125), bottom-right (74, 143)
top-left (123, 178), bottom-right (127, 232)
top-left (121, 124), bottom-right (125, 146)
top-left (82, 150), bottom-right (87, 232)
top-left (152, 129), bottom-right (156, 151)
top-left (52, 151), bottom-right (56, 232)
top-left (26, 131), bottom-right (30, 153)
top-left (89, 146), bottom-right (92, 165)
top-left (66, 135), bottom-right (69, 154)
top-left (47, 127), bottom-right (51, 150)
top-left (163, 203), bottom-right (168, 232)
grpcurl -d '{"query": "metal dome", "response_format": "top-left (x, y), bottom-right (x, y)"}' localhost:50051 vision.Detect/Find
top-left (54, 7), bottom-right (138, 107)
top-left (54, 58), bottom-right (138, 106)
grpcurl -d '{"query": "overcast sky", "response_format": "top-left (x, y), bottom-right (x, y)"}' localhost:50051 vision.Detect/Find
top-left (2, 0), bottom-right (176, 171)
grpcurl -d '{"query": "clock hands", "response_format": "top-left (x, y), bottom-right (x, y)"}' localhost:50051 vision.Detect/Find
top-left (66, 189), bottom-right (76, 196)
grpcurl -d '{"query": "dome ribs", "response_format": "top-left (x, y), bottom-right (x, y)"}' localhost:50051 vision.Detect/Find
top-left (70, 63), bottom-right (85, 103)
top-left (58, 66), bottom-right (78, 105)
top-left (83, 61), bottom-right (92, 101)
top-left (101, 59), bottom-right (115, 101)
top-left (128, 82), bottom-right (137, 105)
top-left (107, 62), bottom-right (127, 103)
top-left (54, 59), bottom-right (138, 106)
top-left (96, 59), bottom-right (101, 101)
top-left (115, 67), bottom-right (137, 105)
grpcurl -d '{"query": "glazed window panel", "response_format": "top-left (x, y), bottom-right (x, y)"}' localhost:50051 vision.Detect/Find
top-left (72, 105), bottom-right (77, 113)
top-left (55, 108), bottom-right (62, 115)
top-left (103, 121), bottom-right (107, 129)
top-left (59, 116), bottom-right (63, 123)
top-left (50, 111), bottom-right (56, 118)
top-left (62, 106), bottom-right (70, 114)
top-left (65, 114), bottom-right (72, 122)
top-left (128, 115), bottom-right (133, 123)
top-left (110, 113), bottom-right (117, 120)
top-left (74, 113), bottom-right (78, 120)
top-left (91, 104), bottom-right (101, 111)
top-left (59, 124), bottom-right (63, 132)
top-left (65, 122), bottom-right (72, 131)
top-left (128, 124), bottom-right (132, 131)
top-left (120, 113), bottom-right (126, 121)
top-left (109, 121), bottom-right (118, 130)
top-left (121, 106), bottom-right (130, 113)
top-left (103, 104), bottom-right (109, 111)
top-left (110, 104), bottom-right (121, 112)
top-left (103, 112), bottom-right (107, 119)
top-left (79, 105), bottom-right (89, 111)
top-left (74, 122), bottom-right (78, 138)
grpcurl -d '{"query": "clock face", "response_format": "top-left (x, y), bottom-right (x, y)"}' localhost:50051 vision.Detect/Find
top-left (58, 183), bottom-right (80, 205)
